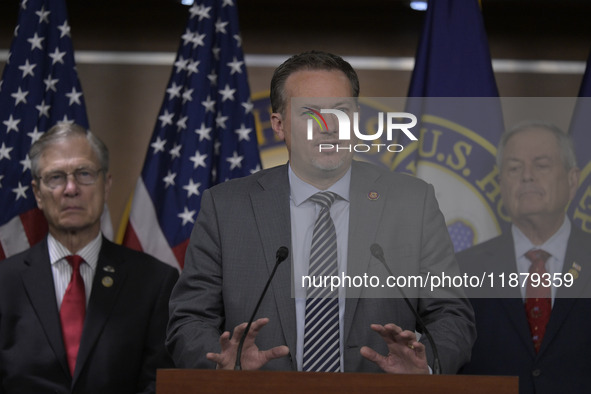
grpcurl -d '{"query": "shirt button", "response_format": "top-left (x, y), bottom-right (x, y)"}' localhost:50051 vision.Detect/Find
top-left (532, 369), bottom-right (541, 377)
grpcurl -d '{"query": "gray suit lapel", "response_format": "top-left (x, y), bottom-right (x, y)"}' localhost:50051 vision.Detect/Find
top-left (21, 240), bottom-right (70, 377)
top-left (344, 162), bottom-right (387, 342)
top-left (250, 165), bottom-right (296, 368)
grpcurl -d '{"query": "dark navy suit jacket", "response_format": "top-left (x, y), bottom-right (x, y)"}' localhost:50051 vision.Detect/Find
top-left (0, 237), bottom-right (178, 394)
top-left (457, 226), bottom-right (591, 394)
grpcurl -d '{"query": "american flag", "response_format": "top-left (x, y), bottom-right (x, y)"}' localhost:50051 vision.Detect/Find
top-left (0, 0), bottom-right (90, 260)
top-left (121, 0), bottom-right (261, 270)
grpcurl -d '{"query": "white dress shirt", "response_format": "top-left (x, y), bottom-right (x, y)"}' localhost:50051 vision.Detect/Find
top-left (512, 216), bottom-right (570, 305)
top-left (49, 233), bottom-right (102, 309)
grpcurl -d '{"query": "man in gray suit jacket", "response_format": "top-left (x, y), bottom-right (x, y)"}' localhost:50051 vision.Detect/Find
top-left (458, 122), bottom-right (591, 393)
top-left (167, 51), bottom-right (475, 374)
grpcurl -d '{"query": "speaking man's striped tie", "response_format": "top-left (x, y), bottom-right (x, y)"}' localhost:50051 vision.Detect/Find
top-left (303, 191), bottom-right (341, 372)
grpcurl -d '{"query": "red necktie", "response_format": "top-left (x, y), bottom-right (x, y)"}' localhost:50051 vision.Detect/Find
top-left (60, 255), bottom-right (86, 375)
top-left (524, 249), bottom-right (551, 353)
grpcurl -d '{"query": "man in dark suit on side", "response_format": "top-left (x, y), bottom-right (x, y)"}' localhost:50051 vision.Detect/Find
top-left (458, 121), bottom-right (591, 393)
top-left (0, 123), bottom-right (179, 394)
top-left (167, 50), bottom-right (475, 374)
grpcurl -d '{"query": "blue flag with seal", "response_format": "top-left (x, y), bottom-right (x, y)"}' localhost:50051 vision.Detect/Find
top-left (392, 0), bottom-right (508, 252)
top-left (567, 49), bottom-right (591, 233)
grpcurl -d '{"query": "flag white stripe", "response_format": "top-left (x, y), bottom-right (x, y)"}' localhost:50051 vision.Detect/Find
top-left (0, 216), bottom-right (30, 256)
top-left (129, 179), bottom-right (180, 270)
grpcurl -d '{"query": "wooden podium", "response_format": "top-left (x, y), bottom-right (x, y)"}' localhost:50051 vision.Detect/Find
top-left (157, 369), bottom-right (518, 393)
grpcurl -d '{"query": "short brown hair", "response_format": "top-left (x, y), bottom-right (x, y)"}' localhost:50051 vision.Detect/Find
top-left (270, 50), bottom-right (360, 115)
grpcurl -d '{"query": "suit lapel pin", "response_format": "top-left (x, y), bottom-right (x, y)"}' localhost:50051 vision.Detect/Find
top-left (568, 262), bottom-right (581, 280)
top-left (103, 265), bottom-right (115, 273)
top-left (102, 276), bottom-right (114, 288)
top-left (368, 191), bottom-right (379, 201)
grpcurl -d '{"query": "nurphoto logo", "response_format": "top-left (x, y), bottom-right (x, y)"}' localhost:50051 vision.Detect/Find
top-left (305, 107), bottom-right (418, 153)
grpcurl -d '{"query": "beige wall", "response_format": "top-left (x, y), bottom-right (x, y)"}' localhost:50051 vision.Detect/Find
top-left (24, 62), bottom-right (587, 235)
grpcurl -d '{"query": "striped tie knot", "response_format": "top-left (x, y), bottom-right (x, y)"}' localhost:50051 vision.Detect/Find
top-left (309, 191), bottom-right (338, 211)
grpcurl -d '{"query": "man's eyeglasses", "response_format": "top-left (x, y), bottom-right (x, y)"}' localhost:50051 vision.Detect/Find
top-left (39, 168), bottom-right (104, 189)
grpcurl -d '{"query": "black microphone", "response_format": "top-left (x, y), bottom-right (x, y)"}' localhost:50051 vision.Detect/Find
top-left (370, 243), bottom-right (442, 375)
top-left (234, 246), bottom-right (289, 370)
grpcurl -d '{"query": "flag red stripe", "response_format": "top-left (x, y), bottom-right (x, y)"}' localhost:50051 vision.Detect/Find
top-left (172, 239), bottom-right (189, 270)
top-left (20, 208), bottom-right (48, 247)
top-left (122, 223), bottom-right (143, 253)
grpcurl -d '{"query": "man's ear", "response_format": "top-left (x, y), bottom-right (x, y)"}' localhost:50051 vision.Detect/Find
top-left (271, 113), bottom-right (285, 141)
top-left (104, 172), bottom-right (112, 201)
top-left (32, 179), bottom-right (44, 211)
